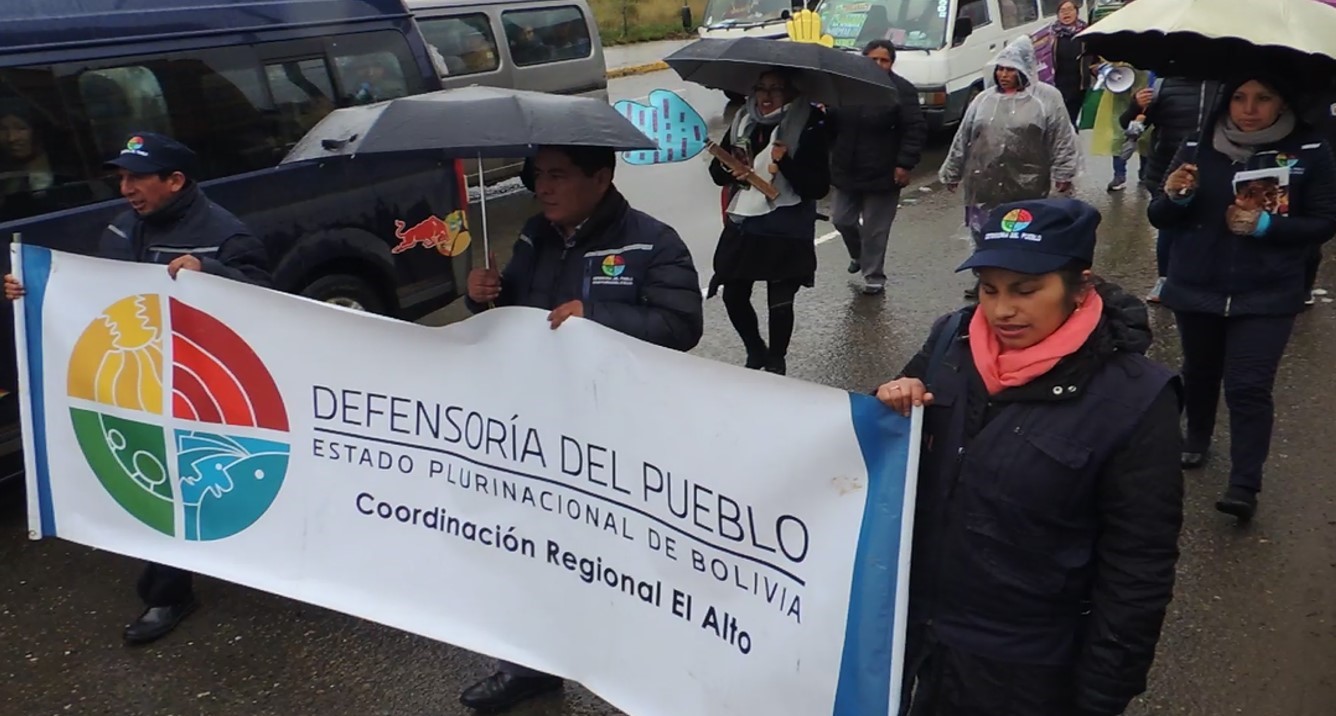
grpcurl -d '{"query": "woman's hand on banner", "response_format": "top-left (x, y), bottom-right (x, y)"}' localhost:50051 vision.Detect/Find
top-left (548, 299), bottom-right (584, 329)
top-left (876, 378), bottom-right (933, 416)
top-left (3, 274), bottom-right (23, 301)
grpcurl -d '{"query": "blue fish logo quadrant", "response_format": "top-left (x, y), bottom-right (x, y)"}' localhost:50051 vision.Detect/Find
top-left (614, 90), bottom-right (708, 165)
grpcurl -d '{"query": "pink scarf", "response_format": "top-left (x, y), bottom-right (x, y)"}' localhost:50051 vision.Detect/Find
top-left (969, 292), bottom-right (1104, 396)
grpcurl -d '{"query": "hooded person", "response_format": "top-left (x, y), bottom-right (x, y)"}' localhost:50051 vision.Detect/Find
top-left (876, 198), bottom-right (1183, 716)
top-left (1149, 73), bottom-right (1336, 521)
top-left (939, 36), bottom-right (1081, 271)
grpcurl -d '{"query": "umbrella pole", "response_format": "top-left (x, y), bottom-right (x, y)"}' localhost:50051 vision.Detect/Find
top-left (479, 153), bottom-right (490, 269)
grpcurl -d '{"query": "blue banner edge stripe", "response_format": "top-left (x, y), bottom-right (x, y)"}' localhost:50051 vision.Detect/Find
top-left (21, 243), bottom-right (56, 536)
top-left (831, 393), bottom-right (910, 715)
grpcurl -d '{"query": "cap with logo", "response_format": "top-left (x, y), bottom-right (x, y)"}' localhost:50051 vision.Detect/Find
top-left (104, 132), bottom-right (198, 176)
top-left (957, 198), bottom-right (1100, 275)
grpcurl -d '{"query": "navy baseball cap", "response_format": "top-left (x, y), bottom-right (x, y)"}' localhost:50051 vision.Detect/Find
top-left (104, 132), bottom-right (197, 176)
top-left (957, 198), bottom-right (1100, 275)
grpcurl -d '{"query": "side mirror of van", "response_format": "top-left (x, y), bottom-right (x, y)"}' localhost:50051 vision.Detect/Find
top-left (953, 17), bottom-right (974, 45)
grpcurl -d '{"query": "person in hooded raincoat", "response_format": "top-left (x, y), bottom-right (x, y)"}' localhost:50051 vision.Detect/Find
top-left (940, 36), bottom-right (1081, 298)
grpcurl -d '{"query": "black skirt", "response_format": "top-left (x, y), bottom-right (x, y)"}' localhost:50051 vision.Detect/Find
top-left (708, 202), bottom-right (817, 293)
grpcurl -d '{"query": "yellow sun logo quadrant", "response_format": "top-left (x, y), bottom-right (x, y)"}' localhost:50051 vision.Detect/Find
top-left (67, 294), bottom-right (164, 414)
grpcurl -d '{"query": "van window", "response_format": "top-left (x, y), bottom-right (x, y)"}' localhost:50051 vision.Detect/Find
top-left (999, 0), bottom-right (1040, 27)
top-left (327, 32), bottom-right (421, 105)
top-left (264, 59), bottom-right (337, 144)
top-left (419, 14), bottom-right (501, 76)
top-left (820, 0), bottom-right (948, 50)
top-left (0, 67), bottom-right (113, 221)
top-left (501, 7), bottom-right (593, 66)
top-left (79, 67), bottom-right (173, 158)
top-left (1039, 0), bottom-right (1066, 16)
top-left (957, 0), bottom-right (992, 28)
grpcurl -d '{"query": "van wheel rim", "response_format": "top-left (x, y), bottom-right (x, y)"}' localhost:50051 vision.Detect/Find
top-left (326, 297), bottom-right (365, 311)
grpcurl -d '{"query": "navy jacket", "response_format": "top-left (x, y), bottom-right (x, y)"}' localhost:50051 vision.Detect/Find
top-left (1134, 79), bottom-right (1222, 193)
top-left (899, 282), bottom-right (1183, 716)
top-left (97, 182), bottom-right (272, 286)
top-left (1148, 127), bottom-right (1336, 315)
top-left (466, 187), bottom-right (703, 352)
top-left (828, 72), bottom-right (926, 193)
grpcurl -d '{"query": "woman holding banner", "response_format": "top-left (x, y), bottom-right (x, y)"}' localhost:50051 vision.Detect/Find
top-left (707, 68), bottom-right (829, 376)
top-left (876, 198), bottom-right (1183, 716)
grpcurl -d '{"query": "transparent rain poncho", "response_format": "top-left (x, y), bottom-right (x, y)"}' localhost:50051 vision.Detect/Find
top-left (939, 36), bottom-right (1082, 231)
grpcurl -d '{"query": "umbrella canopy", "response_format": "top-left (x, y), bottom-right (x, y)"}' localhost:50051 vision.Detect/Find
top-left (1078, 0), bottom-right (1336, 80)
top-left (281, 86), bottom-right (655, 163)
top-left (664, 37), bottom-right (898, 107)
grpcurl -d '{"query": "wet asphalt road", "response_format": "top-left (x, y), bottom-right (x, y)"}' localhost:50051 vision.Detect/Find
top-left (5, 69), bottom-right (1336, 716)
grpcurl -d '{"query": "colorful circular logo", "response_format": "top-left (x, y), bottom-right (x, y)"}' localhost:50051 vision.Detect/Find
top-left (126, 136), bottom-right (144, 152)
top-left (1277, 154), bottom-right (1299, 168)
top-left (602, 255), bottom-right (626, 278)
top-left (67, 295), bottom-right (289, 541)
top-left (1000, 208), bottom-right (1033, 233)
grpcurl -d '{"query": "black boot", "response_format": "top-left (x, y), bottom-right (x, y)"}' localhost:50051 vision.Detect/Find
top-left (123, 599), bottom-right (198, 645)
top-left (1215, 485), bottom-right (1258, 522)
top-left (1180, 450), bottom-right (1209, 469)
top-left (744, 343), bottom-right (768, 370)
top-left (460, 671), bottom-right (564, 713)
top-left (764, 355), bottom-right (787, 376)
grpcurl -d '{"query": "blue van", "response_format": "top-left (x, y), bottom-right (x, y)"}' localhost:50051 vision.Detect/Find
top-left (0, 0), bottom-right (469, 465)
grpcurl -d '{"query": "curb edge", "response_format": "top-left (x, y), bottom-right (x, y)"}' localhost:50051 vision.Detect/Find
top-left (606, 60), bottom-right (670, 79)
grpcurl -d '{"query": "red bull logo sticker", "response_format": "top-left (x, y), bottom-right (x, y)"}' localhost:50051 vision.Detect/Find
top-left (391, 210), bottom-right (472, 256)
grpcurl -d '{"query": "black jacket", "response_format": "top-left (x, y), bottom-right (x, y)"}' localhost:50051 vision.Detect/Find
top-left (466, 187), bottom-right (703, 352)
top-left (827, 72), bottom-right (926, 193)
top-left (899, 281), bottom-right (1183, 716)
top-left (98, 182), bottom-right (271, 286)
top-left (1134, 79), bottom-right (1222, 194)
top-left (1148, 127), bottom-right (1336, 316)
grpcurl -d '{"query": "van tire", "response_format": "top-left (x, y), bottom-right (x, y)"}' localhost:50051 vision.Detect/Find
top-left (301, 274), bottom-right (386, 314)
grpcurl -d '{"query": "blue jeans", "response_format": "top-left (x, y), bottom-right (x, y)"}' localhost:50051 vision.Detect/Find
top-left (1113, 155), bottom-right (1127, 180)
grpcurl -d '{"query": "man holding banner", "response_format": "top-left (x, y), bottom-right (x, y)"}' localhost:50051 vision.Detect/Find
top-left (462, 143), bottom-right (703, 712)
top-left (5, 131), bottom-right (272, 645)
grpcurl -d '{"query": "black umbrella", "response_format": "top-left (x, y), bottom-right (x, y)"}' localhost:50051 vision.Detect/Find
top-left (664, 37), bottom-right (898, 107)
top-left (282, 86), bottom-right (655, 265)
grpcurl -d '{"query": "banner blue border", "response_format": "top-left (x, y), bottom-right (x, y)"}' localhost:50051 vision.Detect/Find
top-left (21, 244), bottom-right (56, 536)
top-left (831, 393), bottom-right (911, 716)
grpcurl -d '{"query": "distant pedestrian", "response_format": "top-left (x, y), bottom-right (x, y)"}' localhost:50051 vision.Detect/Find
top-left (708, 67), bottom-right (830, 375)
top-left (4, 132), bottom-right (271, 645)
top-left (877, 198), bottom-right (1183, 716)
top-left (1044, 0), bottom-right (1089, 125)
top-left (1150, 74), bottom-right (1336, 522)
top-left (827, 39), bottom-right (927, 295)
top-left (940, 36), bottom-right (1080, 300)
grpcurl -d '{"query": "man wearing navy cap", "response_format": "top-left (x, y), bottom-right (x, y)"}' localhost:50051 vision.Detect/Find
top-left (4, 131), bottom-right (272, 644)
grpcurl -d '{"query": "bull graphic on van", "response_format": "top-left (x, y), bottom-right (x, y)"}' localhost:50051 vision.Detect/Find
top-left (391, 210), bottom-right (472, 256)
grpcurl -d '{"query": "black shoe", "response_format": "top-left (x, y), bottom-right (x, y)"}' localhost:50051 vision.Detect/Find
top-left (861, 283), bottom-right (885, 296)
top-left (460, 671), bottom-right (564, 713)
top-left (1181, 450), bottom-right (1208, 469)
top-left (764, 356), bottom-right (787, 375)
top-left (1215, 486), bottom-right (1258, 522)
top-left (123, 599), bottom-right (198, 645)
top-left (744, 344), bottom-right (768, 370)
top-left (847, 260), bottom-right (860, 274)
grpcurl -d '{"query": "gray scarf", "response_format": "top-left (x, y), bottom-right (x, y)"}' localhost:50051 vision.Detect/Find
top-left (1213, 109), bottom-right (1297, 163)
top-left (732, 96), bottom-right (810, 159)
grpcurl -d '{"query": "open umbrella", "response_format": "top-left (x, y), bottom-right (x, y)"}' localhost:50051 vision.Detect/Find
top-left (1078, 0), bottom-right (1336, 80)
top-left (664, 37), bottom-right (898, 107)
top-left (282, 86), bottom-right (656, 264)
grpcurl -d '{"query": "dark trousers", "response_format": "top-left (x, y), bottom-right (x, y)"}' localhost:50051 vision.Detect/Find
top-left (721, 280), bottom-right (802, 359)
top-left (1175, 311), bottom-right (1296, 492)
top-left (137, 562), bottom-right (194, 607)
top-left (1062, 89), bottom-right (1083, 127)
top-left (1305, 245), bottom-right (1322, 293)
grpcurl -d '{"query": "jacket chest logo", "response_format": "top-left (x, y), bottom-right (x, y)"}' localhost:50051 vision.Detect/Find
top-left (590, 253), bottom-right (636, 287)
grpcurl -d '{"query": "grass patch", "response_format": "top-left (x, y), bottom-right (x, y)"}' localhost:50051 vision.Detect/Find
top-left (592, 0), bottom-right (708, 44)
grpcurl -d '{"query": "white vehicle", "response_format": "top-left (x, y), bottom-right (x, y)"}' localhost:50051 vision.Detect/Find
top-left (816, 0), bottom-right (1075, 130)
top-left (698, 0), bottom-right (804, 40)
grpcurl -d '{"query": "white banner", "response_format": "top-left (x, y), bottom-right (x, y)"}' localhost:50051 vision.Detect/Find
top-left (14, 244), bottom-right (920, 716)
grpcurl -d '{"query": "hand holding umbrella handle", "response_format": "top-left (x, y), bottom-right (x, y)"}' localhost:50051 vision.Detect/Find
top-left (706, 140), bottom-right (780, 200)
